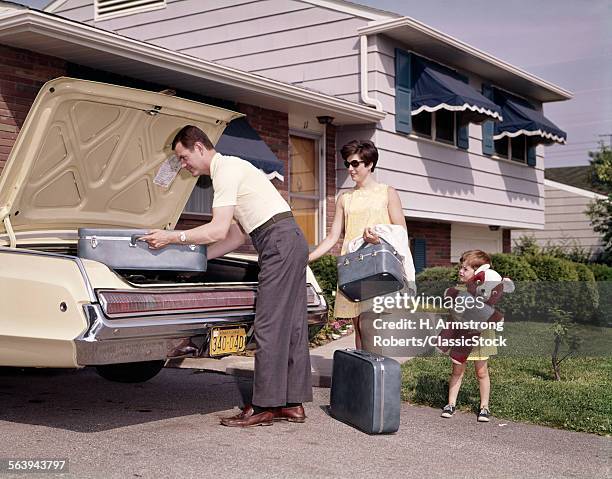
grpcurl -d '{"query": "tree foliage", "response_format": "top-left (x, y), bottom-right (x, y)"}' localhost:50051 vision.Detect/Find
top-left (587, 144), bottom-right (612, 259)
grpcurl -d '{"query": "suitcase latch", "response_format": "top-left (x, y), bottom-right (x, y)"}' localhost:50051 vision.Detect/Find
top-left (90, 236), bottom-right (98, 249)
top-left (358, 254), bottom-right (364, 261)
top-left (343, 258), bottom-right (350, 266)
top-left (188, 244), bottom-right (196, 251)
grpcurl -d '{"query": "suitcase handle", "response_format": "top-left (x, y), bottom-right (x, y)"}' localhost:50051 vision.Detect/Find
top-left (129, 234), bottom-right (198, 251)
top-left (341, 238), bottom-right (398, 266)
top-left (345, 349), bottom-right (385, 362)
top-left (130, 234), bottom-right (146, 247)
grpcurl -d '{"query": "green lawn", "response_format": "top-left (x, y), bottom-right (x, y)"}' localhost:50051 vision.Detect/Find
top-left (498, 320), bottom-right (612, 357)
top-left (401, 321), bottom-right (612, 435)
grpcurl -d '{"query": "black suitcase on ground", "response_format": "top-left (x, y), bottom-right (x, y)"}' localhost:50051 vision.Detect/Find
top-left (77, 228), bottom-right (207, 272)
top-left (330, 349), bottom-right (401, 434)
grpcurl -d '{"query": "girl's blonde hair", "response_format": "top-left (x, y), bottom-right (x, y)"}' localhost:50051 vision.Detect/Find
top-left (459, 249), bottom-right (491, 269)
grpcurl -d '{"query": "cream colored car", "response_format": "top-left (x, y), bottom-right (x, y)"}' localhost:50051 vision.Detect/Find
top-left (0, 78), bottom-right (326, 382)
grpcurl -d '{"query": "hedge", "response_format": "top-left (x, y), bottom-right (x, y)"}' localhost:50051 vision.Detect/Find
top-left (310, 252), bottom-right (605, 326)
top-left (310, 255), bottom-right (338, 311)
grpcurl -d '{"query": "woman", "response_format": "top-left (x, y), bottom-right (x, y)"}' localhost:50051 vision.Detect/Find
top-left (308, 140), bottom-right (407, 349)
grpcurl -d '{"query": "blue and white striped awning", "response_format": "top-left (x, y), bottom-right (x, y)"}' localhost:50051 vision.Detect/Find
top-left (216, 117), bottom-right (285, 181)
top-left (411, 55), bottom-right (503, 123)
top-left (492, 89), bottom-right (567, 145)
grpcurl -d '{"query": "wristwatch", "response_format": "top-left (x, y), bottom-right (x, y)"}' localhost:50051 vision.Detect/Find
top-left (179, 231), bottom-right (187, 243)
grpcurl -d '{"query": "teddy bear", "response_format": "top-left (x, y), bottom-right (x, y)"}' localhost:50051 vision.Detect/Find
top-left (437, 264), bottom-right (514, 364)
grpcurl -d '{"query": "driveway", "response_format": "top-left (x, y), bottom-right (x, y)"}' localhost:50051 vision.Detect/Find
top-left (0, 366), bottom-right (609, 478)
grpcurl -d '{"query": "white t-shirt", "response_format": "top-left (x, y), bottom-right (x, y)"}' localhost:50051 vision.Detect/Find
top-left (210, 153), bottom-right (290, 234)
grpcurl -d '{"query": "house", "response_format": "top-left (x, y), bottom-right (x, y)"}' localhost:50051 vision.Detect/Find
top-left (0, 0), bottom-right (571, 269)
top-left (511, 166), bottom-right (607, 258)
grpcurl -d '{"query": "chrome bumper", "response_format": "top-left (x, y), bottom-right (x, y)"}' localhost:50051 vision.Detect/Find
top-left (75, 300), bottom-right (327, 366)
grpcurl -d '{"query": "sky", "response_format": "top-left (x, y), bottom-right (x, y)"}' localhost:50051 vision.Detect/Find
top-left (12, 0), bottom-right (612, 168)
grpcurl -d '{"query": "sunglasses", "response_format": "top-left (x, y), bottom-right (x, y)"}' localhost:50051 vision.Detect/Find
top-left (344, 159), bottom-right (366, 168)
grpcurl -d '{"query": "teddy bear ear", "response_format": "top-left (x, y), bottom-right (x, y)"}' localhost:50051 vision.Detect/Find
top-left (502, 278), bottom-right (516, 293)
top-left (475, 264), bottom-right (491, 274)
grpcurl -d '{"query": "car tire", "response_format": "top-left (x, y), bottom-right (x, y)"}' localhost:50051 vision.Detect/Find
top-left (95, 360), bottom-right (166, 383)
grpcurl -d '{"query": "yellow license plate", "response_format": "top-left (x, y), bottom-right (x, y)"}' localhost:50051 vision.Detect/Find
top-left (209, 327), bottom-right (247, 357)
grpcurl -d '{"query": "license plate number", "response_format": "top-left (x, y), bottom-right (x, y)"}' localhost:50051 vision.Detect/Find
top-left (209, 327), bottom-right (247, 356)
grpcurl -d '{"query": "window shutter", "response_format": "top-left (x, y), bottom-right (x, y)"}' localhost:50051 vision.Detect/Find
top-left (456, 113), bottom-right (469, 150)
top-left (395, 49), bottom-right (412, 134)
top-left (481, 84), bottom-right (495, 156)
top-left (455, 74), bottom-right (470, 150)
top-left (413, 238), bottom-right (427, 273)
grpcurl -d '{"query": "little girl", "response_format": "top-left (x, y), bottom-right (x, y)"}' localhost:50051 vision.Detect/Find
top-left (441, 249), bottom-right (497, 423)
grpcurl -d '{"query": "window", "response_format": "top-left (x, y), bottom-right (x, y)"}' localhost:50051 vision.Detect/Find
top-left (183, 175), bottom-right (213, 215)
top-left (511, 136), bottom-right (526, 163)
top-left (435, 109), bottom-right (455, 144)
top-left (412, 112), bottom-right (432, 137)
top-left (494, 136), bottom-right (527, 163)
top-left (95, 0), bottom-right (166, 21)
top-left (412, 111), bottom-right (456, 145)
top-left (289, 134), bottom-right (323, 246)
top-left (494, 138), bottom-right (509, 158)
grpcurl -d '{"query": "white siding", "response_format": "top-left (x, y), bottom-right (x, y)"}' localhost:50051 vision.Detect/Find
top-left (511, 184), bottom-right (604, 256)
top-left (451, 224), bottom-right (503, 262)
top-left (48, 0), bottom-right (94, 23)
top-left (51, 0), bottom-right (547, 230)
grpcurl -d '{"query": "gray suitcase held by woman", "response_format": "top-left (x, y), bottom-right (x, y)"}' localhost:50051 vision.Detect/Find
top-left (78, 228), bottom-right (206, 272)
top-left (337, 240), bottom-right (405, 302)
top-left (330, 349), bottom-right (401, 434)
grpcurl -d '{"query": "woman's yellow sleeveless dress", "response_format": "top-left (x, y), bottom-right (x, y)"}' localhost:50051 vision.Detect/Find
top-left (334, 183), bottom-right (390, 319)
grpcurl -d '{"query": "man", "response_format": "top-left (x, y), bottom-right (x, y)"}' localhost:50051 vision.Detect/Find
top-left (141, 125), bottom-right (312, 427)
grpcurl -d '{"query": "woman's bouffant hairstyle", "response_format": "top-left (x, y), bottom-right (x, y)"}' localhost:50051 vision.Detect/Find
top-left (340, 140), bottom-right (378, 172)
top-left (460, 249), bottom-right (492, 269)
top-left (172, 125), bottom-right (214, 151)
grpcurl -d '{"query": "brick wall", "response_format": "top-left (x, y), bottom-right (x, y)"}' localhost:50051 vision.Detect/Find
top-left (407, 220), bottom-right (451, 267)
top-left (237, 103), bottom-right (289, 200)
top-left (502, 228), bottom-right (511, 253)
top-left (0, 45), bottom-right (66, 174)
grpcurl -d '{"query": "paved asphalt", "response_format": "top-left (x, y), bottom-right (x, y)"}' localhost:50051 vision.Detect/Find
top-left (0, 366), bottom-right (609, 479)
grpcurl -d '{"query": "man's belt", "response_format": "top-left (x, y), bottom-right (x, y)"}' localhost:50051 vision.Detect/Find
top-left (250, 211), bottom-right (293, 237)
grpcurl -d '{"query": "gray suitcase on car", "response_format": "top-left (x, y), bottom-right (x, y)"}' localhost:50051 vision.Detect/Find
top-left (77, 228), bottom-right (207, 272)
top-left (330, 349), bottom-right (401, 434)
top-left (337, 240), bottom-right (405, 302)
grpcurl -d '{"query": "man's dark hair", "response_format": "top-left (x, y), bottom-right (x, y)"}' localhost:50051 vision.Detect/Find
top-left (340, 140), bottom-right (378, 171)
top-left (172, 125), bottom-right (214, 151)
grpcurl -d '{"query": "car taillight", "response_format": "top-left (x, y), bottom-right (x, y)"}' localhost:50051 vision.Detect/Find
top-left (98, 290), bottom-right (256, 317)
top-left (307, 284), bottom-right (322, 306)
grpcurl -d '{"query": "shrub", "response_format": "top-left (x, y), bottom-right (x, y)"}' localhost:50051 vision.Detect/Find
top-left (587, 264), bottom-right (612, 326)
top-left (587, 263), bottom-right (612, 281)
top-left (527, 255), bottom-right (579, 282)
top-left (572, 263), bottom-right (599, 324)
top-left (512, 235), bottom-right (541, 256)
top-left (523, 255), bottom-right (602, 323)
top-left (490, 253), bottom-right (537, 281)
top-left (416, 266), bottom-right (457, 297)
top-left (490, 254), bottom-right (537, 321)
top-left (416, 266), bottom-right (458, 283)
top-left (309, 255), bottom-right (338, 311)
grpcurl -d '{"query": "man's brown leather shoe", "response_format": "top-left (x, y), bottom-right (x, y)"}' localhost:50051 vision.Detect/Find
top-left (273, 405), bottom-right (306, 423)
top-left (220, 407), bottom-right (274, 427)
top-left (220, 405), bottom-right (254, 422)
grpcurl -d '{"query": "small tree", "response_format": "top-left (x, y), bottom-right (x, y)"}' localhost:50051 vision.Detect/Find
top-left (587, 144), bottom-right (612, 261)
top-left (512, 235), bottom-right (541, 257)
top-left (548, 308), bottom-right (581, 381)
